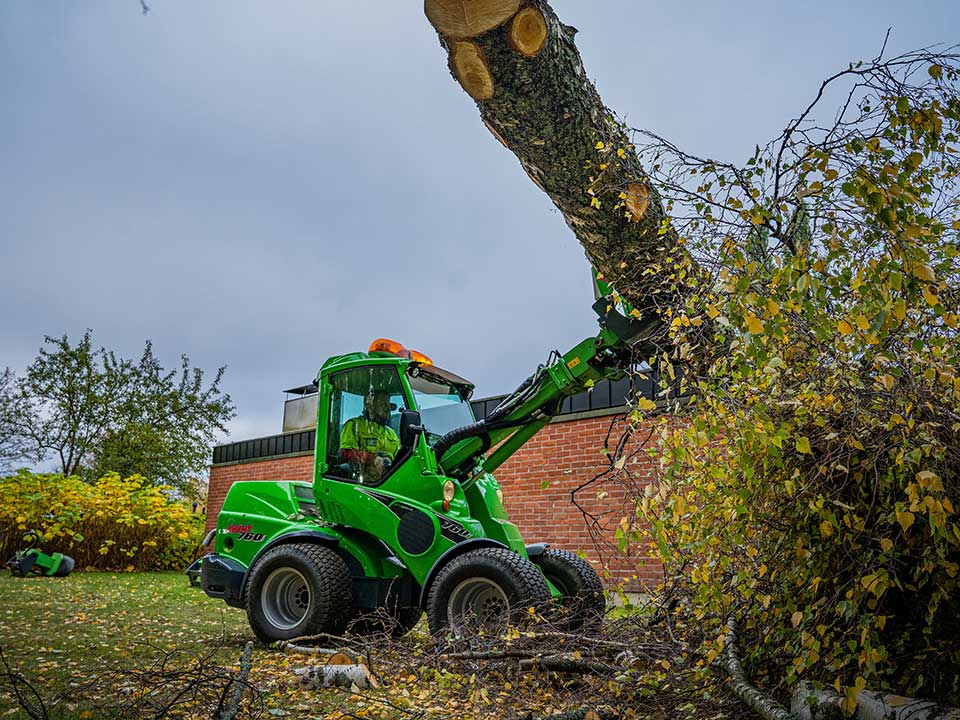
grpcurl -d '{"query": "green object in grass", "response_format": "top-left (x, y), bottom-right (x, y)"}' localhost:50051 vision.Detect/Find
top-left (6, 531), bottom-right (75, 578)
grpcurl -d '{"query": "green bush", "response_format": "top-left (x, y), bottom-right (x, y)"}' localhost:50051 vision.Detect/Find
top-left (0, 470), bottom-right (205, 571)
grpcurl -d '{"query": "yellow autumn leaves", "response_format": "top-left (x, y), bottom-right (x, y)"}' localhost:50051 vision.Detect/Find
top-left (0, 470), bottom-right (203, 571)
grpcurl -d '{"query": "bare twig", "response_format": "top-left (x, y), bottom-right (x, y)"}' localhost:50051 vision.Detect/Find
top-left (218, 641), bottom-right (254, 720)
top-left (0, 645), bottom-right (48, 720)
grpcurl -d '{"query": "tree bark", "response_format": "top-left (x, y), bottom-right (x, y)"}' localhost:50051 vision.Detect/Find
top-left (425, 0), bottom-right (683, 315)
top-left (218, 641), bottom-right (253, 720)
top-left (791, 682), bottom-right (960, 720)
top-left (293, 663), bottom-right (378, 690)
top-left (518, 654), bottom-right (618, 676)
top-left (720, 619), bottom-right (796, 720)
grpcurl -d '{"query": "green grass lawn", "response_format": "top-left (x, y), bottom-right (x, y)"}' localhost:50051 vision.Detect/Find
top-left (0, 571), bottom-right (251, 717)
top-left (0, 570), bottom-right (250, 666)
top-left (0, 571), bottom-right (454, 720)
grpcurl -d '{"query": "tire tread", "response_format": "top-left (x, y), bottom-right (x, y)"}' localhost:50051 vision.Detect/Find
top-left (426, 547), bottom-right (552, 635)
top-left (535, 547), bottom-right (605, 629)
top-left (244, 542), bottom-right (352, 643)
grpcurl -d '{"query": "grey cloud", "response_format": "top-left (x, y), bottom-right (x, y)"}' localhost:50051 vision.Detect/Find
top-left (2, 0), bottom-right (957, 443)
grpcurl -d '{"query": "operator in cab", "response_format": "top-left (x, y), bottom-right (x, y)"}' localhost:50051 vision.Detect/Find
top-left (339, 388), bottom-right (400, 482)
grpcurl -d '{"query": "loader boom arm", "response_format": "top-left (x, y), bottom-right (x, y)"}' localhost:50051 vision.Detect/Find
top-left (435, 297), bottom-right (659, 478)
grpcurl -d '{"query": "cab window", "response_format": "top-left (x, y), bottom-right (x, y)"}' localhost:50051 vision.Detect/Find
top-left (325, 366), bottom-right (405, 484)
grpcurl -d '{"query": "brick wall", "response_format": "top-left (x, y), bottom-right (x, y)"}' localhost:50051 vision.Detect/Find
top-left (494, 413), bottom-right (660, 591)
top-left (207, 412), bottom-right (661, 591)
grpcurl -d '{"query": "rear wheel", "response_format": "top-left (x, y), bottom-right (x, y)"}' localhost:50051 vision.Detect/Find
top-left (426, 547), bottom-right (551, 637)
top-left (52, 554), bottom-right (74, 577)
top-left (245, 543), bottom-right (352, 643)
top-left (533, 548), bottom-right (605, 629)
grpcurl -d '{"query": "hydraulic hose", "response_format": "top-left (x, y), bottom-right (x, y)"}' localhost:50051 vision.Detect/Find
top-left (432, 420), bottom-right (488, 462)
top-left (433, 415), bottom-right (534, 470)
top-left (433, 349), bottom-right (562, 471)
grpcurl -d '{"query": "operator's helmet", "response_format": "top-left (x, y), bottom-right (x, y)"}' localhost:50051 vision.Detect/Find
top-left (364, 388), bottom-right (392, 426)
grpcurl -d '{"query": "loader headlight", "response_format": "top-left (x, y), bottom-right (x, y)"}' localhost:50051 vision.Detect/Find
top-left (496, 488), bottom-right (504, 504)
top-left (442, 480), bottom-right (455, 511)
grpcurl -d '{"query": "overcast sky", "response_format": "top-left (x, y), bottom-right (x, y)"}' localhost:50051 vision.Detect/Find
top-left (2, 1), bottom-right (958, 446)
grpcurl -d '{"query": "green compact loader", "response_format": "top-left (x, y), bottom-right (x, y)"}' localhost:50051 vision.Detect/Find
top-left (198, 289), bottom-right (656, 642)
top-left (6, 531), bottom-right (75, 578)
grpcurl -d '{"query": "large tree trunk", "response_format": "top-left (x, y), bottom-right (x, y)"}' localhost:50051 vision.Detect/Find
top-left (424, 0), bottom-right (683, 315)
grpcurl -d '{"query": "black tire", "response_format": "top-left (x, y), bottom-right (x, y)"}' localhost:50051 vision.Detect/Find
top-left (533, 548), bottom-right (605, 629)
top-left (426, 547), bottom-right (552, 637)
top-left (52, 555), bottom-right (74, 577)
top-left (244, 543), bottom-right (353, 644)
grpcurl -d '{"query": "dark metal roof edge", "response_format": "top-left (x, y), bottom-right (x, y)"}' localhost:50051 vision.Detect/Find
top-left (283, 384), bottom-right (318, 396)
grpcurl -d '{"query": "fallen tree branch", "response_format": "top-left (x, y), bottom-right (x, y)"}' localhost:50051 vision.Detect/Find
top-left (441, 647), bottom-right (618, 676)
top-left (275, 642), bottom-right (343, 656)
top-left (218, 640), bottom-right (253, 720)
top-left (791, 681), bottom-right (960, 720)
top-left (719, 618), bottom-right (796, 720)
top-left (519, 654), bottom-right (618, 677)
top-left (0, 646), bottom-right (47, 720)
top-left (509, 707), bottom-right (617, 720)
top-left (38, 636), bottom-right (266, 719)
top-left (720, 619), bottom-right (960, 720)
top-left (518, 630), bottom-right (658, 654)
top-left (442, 648), bottom-right (546, 660)
top-left (284, 632), bottom-right (357, 647)
top-left (274, 633), bottom-right (361, 658)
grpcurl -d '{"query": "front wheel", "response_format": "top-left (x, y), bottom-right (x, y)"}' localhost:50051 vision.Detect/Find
top-left (244, 543), bottom-right (353, 644)
top-left (426, 547), bottom-right (552, 637)
top-left (533, 548), bottom-right (605, 630)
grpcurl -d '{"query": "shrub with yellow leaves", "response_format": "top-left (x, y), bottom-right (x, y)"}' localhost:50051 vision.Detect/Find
top-left (620, 50), bottom-right (960, 705)
top-left (0, 470), bottom-right (204, 571)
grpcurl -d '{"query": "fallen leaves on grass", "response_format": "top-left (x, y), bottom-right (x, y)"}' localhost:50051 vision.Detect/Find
top-left (0, 572), bottom-right (743, 719)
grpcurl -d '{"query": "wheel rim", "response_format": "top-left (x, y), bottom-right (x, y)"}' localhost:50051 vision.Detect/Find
top-left (447, 577), bottom-right (509, 634)
top-left (261, 567), bottom-right (311, 630)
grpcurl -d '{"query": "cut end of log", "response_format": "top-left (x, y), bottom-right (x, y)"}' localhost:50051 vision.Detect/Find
top-left (425, 0), bottom-right (521, 38)
top-left (294, 662), bottom-right (378, 690)
top-left (625, 183), bottom-right (650, 222)
top-left (451, 41), bottom-right (494, 100)
top-left (510, 7), bottom-right (548, 57)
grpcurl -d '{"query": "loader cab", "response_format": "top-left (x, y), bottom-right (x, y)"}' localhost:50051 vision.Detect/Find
top-left (315, 340), bottom-right (475, 490)
top-left (320, 362), bottom-right (406, 485)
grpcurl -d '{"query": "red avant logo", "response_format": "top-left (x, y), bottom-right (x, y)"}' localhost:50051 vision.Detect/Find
top-left (227, 524), bottom-right (252, 534)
